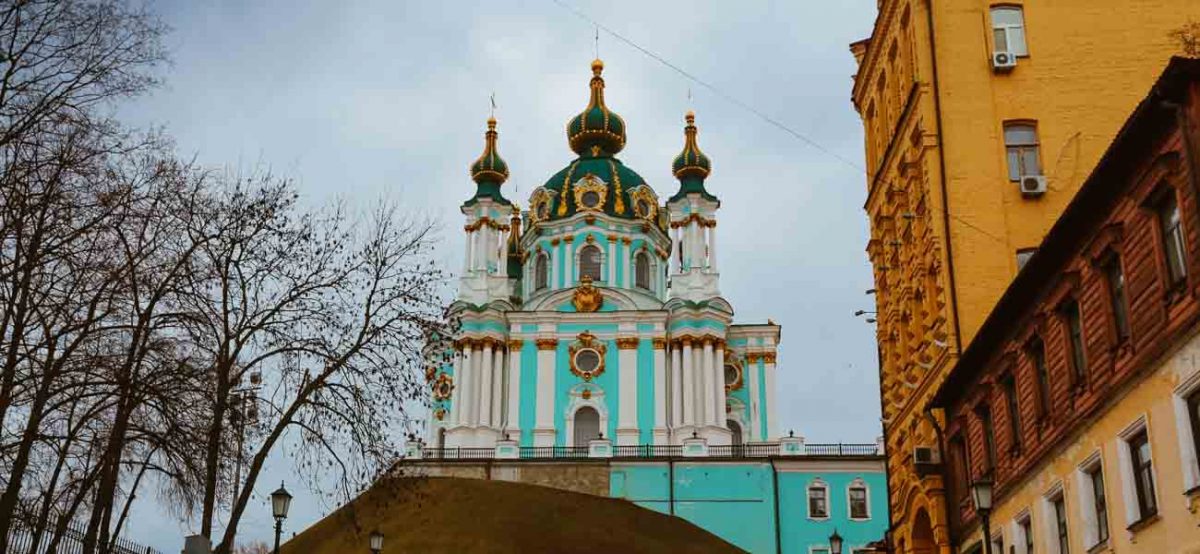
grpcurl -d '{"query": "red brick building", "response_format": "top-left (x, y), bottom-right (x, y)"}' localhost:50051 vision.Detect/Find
top-left (933, 57), bottom-right (1200, 553)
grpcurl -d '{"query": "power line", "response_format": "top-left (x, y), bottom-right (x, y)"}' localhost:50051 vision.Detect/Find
top-left (550, 0), bottom-right (865, 173)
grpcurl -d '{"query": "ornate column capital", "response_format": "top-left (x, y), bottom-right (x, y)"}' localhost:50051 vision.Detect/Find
top-left (551, 237), bottom-right (561, 246)
top-left (621, 237), bottom-right (632, 245)
top-left (508, 339), bottom-right (525, 350)
top-left (746, 352), bottom-right (762, 363)
top-left (679, 336), bottom-right (694, 347)
top-left (763, 352), bottom-right (777, 364)
top-left (563, 234), bottom-right (575, 244)
top-left (536, 338), bottom-right (559, 351)
top-left (606, 234), bottom-right (618, 243)
top-left (651, 337), bottom-right (668, 350)
top-left (616, 337), bottom-right (640, 350)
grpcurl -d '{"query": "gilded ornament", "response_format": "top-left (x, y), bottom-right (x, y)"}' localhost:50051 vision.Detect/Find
top-left (651, 337), bottom-right (668, 349)
top-left (508, 339), bottom-right (524, 350)
top-left (424, 365), bottom-right (437, 382)
top-left (564, 234), bottom-right (574, 243)
top-left (763, 352), bottom-right (777, 364)
top-left (629, 185), bottom-right (659, 221)
top-left (606, 234), bottom-right (618, 243)
top-left (572, 275), bottom-right (604, 313)
top-left (536, 338), bottom-right (559, 351)
top-left (432, 373), bottom-right (454, 401)
top-left (746, 353), bottom-right (762, 363)
top-left (568, 331), bottom-right (608, 381)
top-left (581, 388), bottom-right (592, 400)
top-left (434, 407), bottom-right (446, 421)
top-left (616, 337), bottom-right (640, 350)
top-left (723, 361), bottom-right (744, 393)
top-left (573, 174), bottom-right (608, 213)
top-left (607, 160), bottom-right (625, 214)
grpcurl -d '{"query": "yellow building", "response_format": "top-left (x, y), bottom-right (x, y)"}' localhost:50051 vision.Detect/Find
top-left (849, 2), bottom-right (1200, 551)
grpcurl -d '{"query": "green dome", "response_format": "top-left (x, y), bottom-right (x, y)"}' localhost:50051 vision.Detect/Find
top-left (467, 117), bottom-right (511, 206)
top-left (669, 111), bottom-right (717, 203)
top-left (566, 59), bottom-right (626, 156)
top-left (539, 154), bottom-right (645, 220)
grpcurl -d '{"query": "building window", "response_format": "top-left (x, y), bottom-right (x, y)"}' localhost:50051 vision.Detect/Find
top-left (991, 6), bottom-right (1028, 56)
top-left (1100, 252), bottom-right (1130, 341)
top-left (848, 479), bottom-right (869, 520)
top-left (1155, 188), bottom-right (1188, 288)
top-left (634, 250), bottom-right (650, 290)
top-left (1188, 388), bottom-right (1200, 487)
top-left (951, 435), bottom-right (971, 500)
top-left (1062, 299), bottom-right (1087, 386)
top-left (808, 480), bottom-right (829, 519)
top-left (1081, 460), bottom-right (1110, 547)
top-left (1128, 430), bottom-right (1158, 521)
top-left (1002, 374), bottom-right (1021, 453)
top-left (1018, 514), bottom-right (1034, 554)
top-left (1004, 123), bottom-right (1041, 181)
top-left (1028, 337), bottom-right (1051, 419)
top-left (992, 535), bottom-right (1005, 554)
top-left (978, 405), bottom-right (997, 473)
top-left (1051, 492), bottom-right (1070, 554)
top-left (535, 254), bottom-right (549, 291)
top-left (1016, 248), bottom-right (1037, 270)
top-left (579, 244), bottom-right (602, 281)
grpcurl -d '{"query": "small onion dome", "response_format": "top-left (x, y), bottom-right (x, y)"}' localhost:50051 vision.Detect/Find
top-left (672, 111), bottom-right (711, 180)
top-left (470, 116), bottom-right (509, 185)
top-left (669, 111), bottom-right (717, 203)
top-left (566, 59), bottom-right (627, 157)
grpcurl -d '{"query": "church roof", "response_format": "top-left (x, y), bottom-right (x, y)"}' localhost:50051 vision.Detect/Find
top-left (669, 111), bottom-right (717, 203)
top-left (466, 116), bottom-right (511, 206)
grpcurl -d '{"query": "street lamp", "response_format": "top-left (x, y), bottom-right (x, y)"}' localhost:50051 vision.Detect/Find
top-left (829, 529), bottom-right (843, 554)
top-left (369, 530), bottom-right (384, 554)
top-left (270, 482), bottom-right (293, 554)
top-left (971, 477), bottom-right (995, 554)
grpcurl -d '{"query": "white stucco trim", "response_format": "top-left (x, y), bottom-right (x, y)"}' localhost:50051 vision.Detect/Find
top-left (806, 477), bottom-right (831, 521)
top-left (1074, 450), bottom-right (1106, 550)
top-left (1040, 481), bottom-right (1066, 554)
top-left (1173, 366), bottom-right (1200, 492)
top-left (564, 386), bottom-right (610, 447)
top-left (1115, 414), bottom-right (1155, 527)
top-left (845, 477), bottom-right (872, 521)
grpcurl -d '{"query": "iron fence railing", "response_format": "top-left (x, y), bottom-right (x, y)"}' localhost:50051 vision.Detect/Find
top-left (416, 442), bottom-right (879, 461)
top-left (6, 512), bottom-right (163, 554)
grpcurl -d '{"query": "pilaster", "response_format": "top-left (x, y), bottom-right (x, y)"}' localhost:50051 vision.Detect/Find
top-left (616, 336), bottom-right (640, 446)
top-left (652, 337), bottom-right (669, 445)
top-left (534, 338), bottom-right (558, 446)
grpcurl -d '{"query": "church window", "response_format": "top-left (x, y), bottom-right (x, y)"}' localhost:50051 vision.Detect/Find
top-left (579, 245), bottom-right (602, 281)
top-left (807, 480), bottom-right (829, 519)
top-left (535, 254), bottom-right (549, 291)
top-left (991, 6), bottom-right (1028, 56)
top-left (1003, 123), bottom-right (1041, 181)
top-left (635, 251), bottom-right (651, 289)
top-left (581, 191), bottom-right (601, 209)
top-left (574, 348), bottom-right (601, 374)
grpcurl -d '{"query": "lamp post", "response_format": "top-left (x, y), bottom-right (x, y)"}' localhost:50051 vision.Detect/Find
top-left (829, 529), bottom-right (843, 554)
top-left (971, 477), bottom-right (995, 554)
top-left (270, 482), bottom-right (292, 554)
top-left (369, 530), bottom-right (384, 554)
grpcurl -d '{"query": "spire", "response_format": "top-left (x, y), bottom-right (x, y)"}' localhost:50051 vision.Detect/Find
top-left (468, 116), bottom-right (511, 205)
top-left (670, 111), bottom-right (715, 201)
top-left (567, 59), bottom-right (627, 157)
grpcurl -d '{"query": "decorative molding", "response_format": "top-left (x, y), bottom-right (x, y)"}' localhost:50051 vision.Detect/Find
top-left (564, 234), bottom-right (575, 243)
top-left (572, 276), bottom-right (603, 312)
top-left (536, 338), bottom-right (558, 351)
top-left (621, 237), bottom-right (632, 246)
top-left (606, 234), bottom-right (618, 243)
top-left (616, 337), bottom-right (640, 350)
top-left (569, 331), bottom-right (607, 381)
top-left (652, 337), bottom-right (668, 350)
top-left (507, 339), bottom-right (524, 350)
top-left (763, 352), bottom-right (777, 364)
top-left (746, 353), bottom-right (762, 363)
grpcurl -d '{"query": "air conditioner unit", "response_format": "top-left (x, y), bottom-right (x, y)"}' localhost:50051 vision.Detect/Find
top-left (913, 446), bottom-right (942, 477)
top-left (992, 51), bottom-right (1017, 72)
top-left (1020, 175), bottom-right (1047, 197)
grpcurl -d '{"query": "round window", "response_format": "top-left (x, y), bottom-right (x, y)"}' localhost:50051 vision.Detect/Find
top-left (537, 201), bottom-right (549, 219)
top-left (581, 191), bottom-right (601, 208)
top-left (575, 348), bottom-right (601, 372)
top-left (724, 364), bottom-right (739, 386)
top-left (636, 199), bottom-right (650, 217)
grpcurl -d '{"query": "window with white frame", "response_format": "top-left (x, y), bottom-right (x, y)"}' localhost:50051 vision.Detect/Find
top-left (991, 534), bottom-right (1005, 554)
top-left (991, 6), bottom-right (1028, 56)
top-left (1172, 372), bottom-right (1200, 493)
top-left (1075, 453), bottom-right (1110, 550)
top-left (848, 478), bottom-right (870, 520)
top-left (578, 244), bottom-right (602, 281)
top-left (807, 480), bottom-right (830, 519)
top-left (634, 250), bottom-right (651, 290)
top-left (1117, 419), bottom-right (1159, 527)
top-left (1012, 511), bottom-right (1034, 554)
top-left (1042, 485), bottom-right (1069, 554)
top-left (1004, 123), bottom-right (1042, 181)
top-left (534, 253), bottom-right (549, 291)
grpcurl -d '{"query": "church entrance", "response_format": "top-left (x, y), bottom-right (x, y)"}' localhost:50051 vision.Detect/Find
top-left (574, 406), bottom-right (600, 446)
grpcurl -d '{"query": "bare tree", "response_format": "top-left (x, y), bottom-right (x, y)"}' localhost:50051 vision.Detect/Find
top-left (1173, 21), bottom-right (1200, 57)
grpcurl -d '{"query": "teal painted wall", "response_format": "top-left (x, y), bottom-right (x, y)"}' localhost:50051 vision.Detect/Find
top-left (518, 341), bottom-right (537, 446)
top-left (636, 340), bottom-right (654, 444)
top-left (609, 462), bottom-right (888, 554)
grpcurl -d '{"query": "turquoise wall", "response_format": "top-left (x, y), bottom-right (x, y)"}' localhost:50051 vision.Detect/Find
top-left (610, 462), bottom-right (888, 554)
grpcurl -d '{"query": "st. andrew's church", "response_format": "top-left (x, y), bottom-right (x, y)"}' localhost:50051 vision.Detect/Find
top-left (429, 58), bottom-right (782, 450)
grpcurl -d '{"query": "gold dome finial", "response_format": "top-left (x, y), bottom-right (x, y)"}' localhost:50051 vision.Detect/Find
top-left (487, 116), bottom-right (497, 130)
top-left (591, 58), bottom-right (604, 76)
top-left (685, 110), bottom-right (695, 125)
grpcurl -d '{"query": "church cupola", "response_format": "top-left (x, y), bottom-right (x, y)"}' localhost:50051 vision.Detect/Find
top-left (567, 59), bottom-right (627, 157)
top-left (670, 111), bottom-right (716, 203)
top-left (468, 116), bottom-right (511, 205)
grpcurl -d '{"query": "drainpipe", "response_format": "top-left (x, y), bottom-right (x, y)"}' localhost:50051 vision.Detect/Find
top-left (923, 407), bottom-right (951, 547)
top-left (771, 458), bottom-right (782, 554)
top-left (668, 458), bottom-right (675, 516)
top-left (925, 0), bottom-right (964, 351)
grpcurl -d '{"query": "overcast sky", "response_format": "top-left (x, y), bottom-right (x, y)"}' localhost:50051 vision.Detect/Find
top-left (118, 1), bottom-right (879, 550)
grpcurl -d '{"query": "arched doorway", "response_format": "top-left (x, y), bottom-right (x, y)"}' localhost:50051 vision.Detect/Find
top-left (573, 406), bottom-right (600, 446)
top-left (912, 507), bottom-right (936, 554)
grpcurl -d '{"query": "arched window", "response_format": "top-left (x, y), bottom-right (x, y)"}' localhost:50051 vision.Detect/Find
top-left (848, 478), bottom-right (870, 520)
top-left (534, 254), bottom-right (549, 291)
top-left (579, 245), bottom-right (602, 281)
top-left (573, 406), bottom-right (600, 446)
top-left (634, 251), bottom-right (650, 290)
top-left (807, 479), bottom-right (830, 519)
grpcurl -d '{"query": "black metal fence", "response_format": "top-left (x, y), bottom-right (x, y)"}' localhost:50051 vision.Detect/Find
top-left (415, 441), bottom-right (879, 461)
top-left (6, 513), bottom-right (163, 554)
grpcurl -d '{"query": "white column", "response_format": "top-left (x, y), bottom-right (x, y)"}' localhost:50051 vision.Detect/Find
top-left (460, 345), bottom-right (476, 426)
top-left (607, 236), bottom-right (617, 284)
top-left (479, 340), bottom-right (494, 427)
top-left (653, 339), bottom-right (667, 444)
top-left (506, 340), bottom-right (522, 436)
top-left (463, 231), bottom-right (474, 275)
top-left (671, 225), bottom-right (681, 273)
top-left (747, 353), bottom-right (761, 441)
top-left (622, 240), bottom-right (632, 287)
top-left (617, 338), bottom-right (639, 445)
top-left (691, 221), bottom-right (703, 271)
top-left (709, 224), bottom-right (718, 272)
top-left (535, 339), bottom-right (556, 446)
top-left (450, 352), bottom-right (464, 426)
top-left (681, 339), bottom-right (695, 427)
top-left (764, 353), bottom-right (778, 439)
top-left (670, 342), bottom-right (683, 428)
top-left (692, 341), bottom-right (705, 426)
top-left (549, 242), bottom-right (559, 290)
top-left (567, 239), bottom-right (576, 284)
top-left (492, 346), bottom-right (505, 427)
top-left (701, 339), bottom-right (716, 428)
top-left (713, 341), bottom-right (726, 427)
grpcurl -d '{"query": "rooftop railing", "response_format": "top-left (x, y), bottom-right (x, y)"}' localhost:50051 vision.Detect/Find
top-left (411, 441), bottom-right (881, 461)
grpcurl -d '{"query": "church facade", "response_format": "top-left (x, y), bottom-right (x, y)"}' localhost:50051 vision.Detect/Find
top-left (431, 58), bottom-right (780, 450)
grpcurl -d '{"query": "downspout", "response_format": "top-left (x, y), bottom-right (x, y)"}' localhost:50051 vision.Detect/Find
top-left (923, 407), bottom-right (951, 546)
top-left (875, 344), bottom-right (895, 548)
top-left (925, 0), bottom-right (964, 351)
top-left (771, 458), bottom-right (782, 554)
top-left (668, 458), bottom-right (675, 516)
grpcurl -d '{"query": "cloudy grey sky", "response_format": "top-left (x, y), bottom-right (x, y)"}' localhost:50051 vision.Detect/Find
top-left (118, 0), bottom-right (879, 550)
